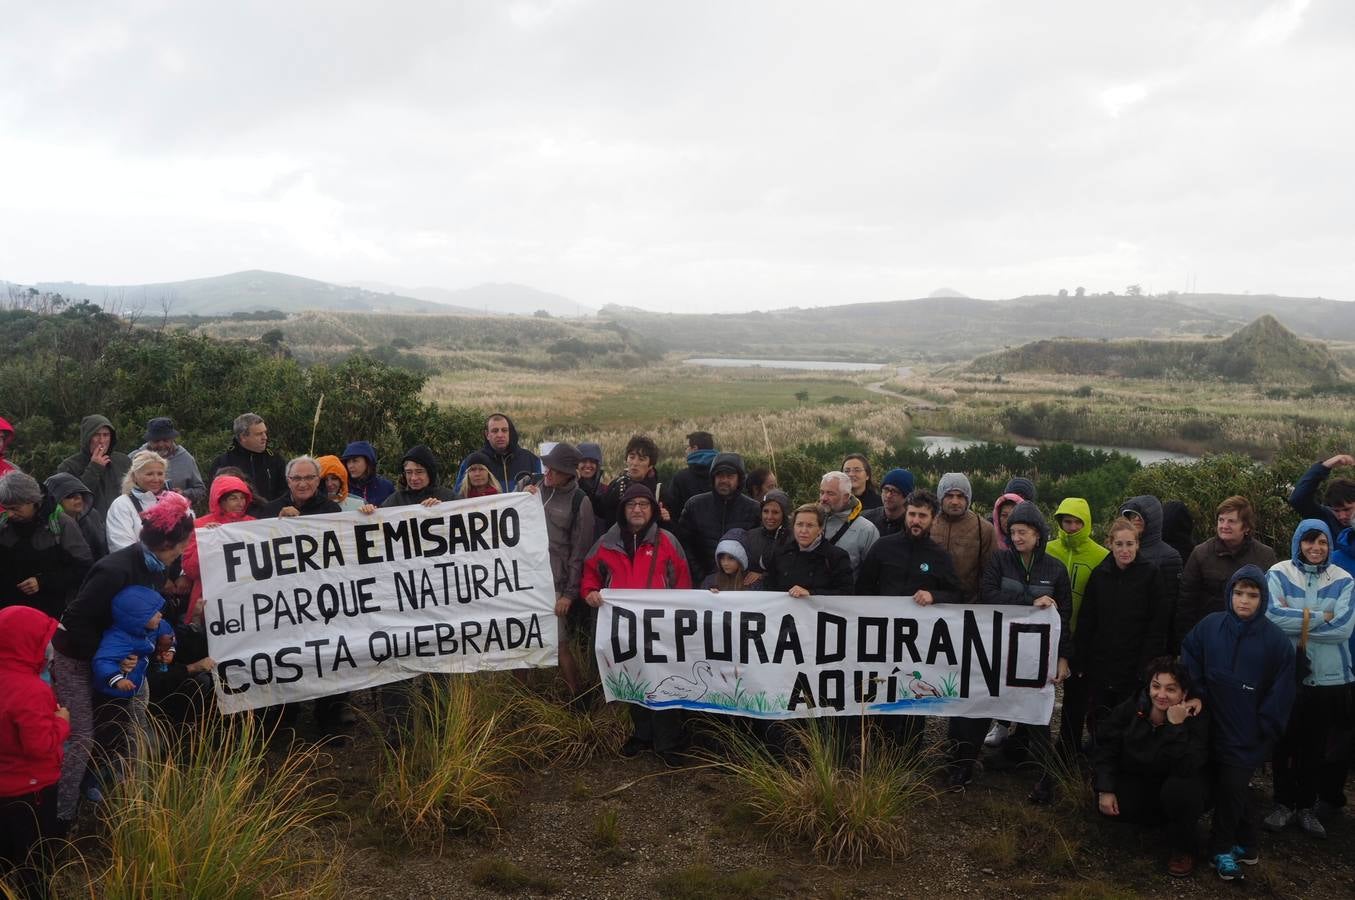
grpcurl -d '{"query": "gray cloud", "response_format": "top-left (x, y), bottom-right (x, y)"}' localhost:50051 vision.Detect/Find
top-left (1, 0), bottom-right (1352, 311)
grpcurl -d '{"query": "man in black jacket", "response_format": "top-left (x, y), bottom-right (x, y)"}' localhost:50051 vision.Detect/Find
top-left (665, 431), bottom-right (716, 521)
top-left (453, 412), bottom-right (540, 494)
top-left (258, 455), bottom-right (346, 733)
top-left (209, 412), bottom-right (286, 505)
top-left (677, 452), bottom-right (761, 581)
top-left (856, 489), bottom-right (962, 750)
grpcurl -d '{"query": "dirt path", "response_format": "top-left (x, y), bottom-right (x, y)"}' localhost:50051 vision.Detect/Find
top-left (865, 365), bottom-right (939, 412)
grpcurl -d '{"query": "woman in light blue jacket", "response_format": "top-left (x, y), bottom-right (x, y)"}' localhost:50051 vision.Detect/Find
top-left (1264, 519), bottom-right (1355, 838)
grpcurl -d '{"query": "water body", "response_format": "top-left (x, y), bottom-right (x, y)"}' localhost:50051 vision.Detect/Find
top-left (914, 434), bottom-right (1198, 466)
top-left (684, 357), bottom-right (886, 372)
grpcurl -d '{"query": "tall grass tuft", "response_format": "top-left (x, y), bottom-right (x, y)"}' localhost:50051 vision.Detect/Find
top-left (710, 720), bottom-right (938, 866)
top-left (90, 714), bottom-right (341, 899)
top-left (374, 675), bottom-right (531, 844)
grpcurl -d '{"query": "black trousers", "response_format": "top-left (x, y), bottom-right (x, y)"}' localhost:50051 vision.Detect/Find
top-left (1273, 682), bottom-right (1351, 810)
top-left (0, 784), bottom-right (59, 900)
top-left (1211, 764), bottom-right (1258, 855)
top-left (1106, 772), bottom-right (1208, 852)
top-left (950, 716), bottom-right (1053, 774)
top-left (630, 707), bottom-right (685, 752)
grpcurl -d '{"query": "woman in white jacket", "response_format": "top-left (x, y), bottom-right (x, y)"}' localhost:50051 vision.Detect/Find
top-left (1264, 518), bottom-right (1355, 838)
top-left (105, 450), bottom-right (187, 551)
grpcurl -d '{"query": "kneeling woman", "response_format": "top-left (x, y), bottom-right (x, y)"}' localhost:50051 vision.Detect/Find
top-left (1093, 657), bottom-right (1210, 878)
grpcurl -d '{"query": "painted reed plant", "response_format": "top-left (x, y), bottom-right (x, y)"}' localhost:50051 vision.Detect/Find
top-left (87, 714), bottom-right (341, 899)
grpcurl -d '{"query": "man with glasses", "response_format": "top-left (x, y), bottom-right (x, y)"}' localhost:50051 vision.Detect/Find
top-left (259, 456), bottom-right (342, 518)
top-left (864, 469), bottom-right (915, 537)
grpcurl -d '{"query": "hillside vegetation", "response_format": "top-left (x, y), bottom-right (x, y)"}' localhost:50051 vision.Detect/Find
top-left (599, 292), bottom-right (1355, 361)
top-left (968, 316), bottom-right (1347, 384)
top-left (189, 309), bottom-right (657, 371)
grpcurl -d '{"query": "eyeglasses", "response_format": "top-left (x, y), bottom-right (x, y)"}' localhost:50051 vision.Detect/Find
top-left (287, 474), bottom-right (319, 482)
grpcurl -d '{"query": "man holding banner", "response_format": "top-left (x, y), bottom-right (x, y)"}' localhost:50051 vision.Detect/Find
top-left (583, 483), bottom-right (692, 765)
top-left (855, 489), bottom-right (963, 751)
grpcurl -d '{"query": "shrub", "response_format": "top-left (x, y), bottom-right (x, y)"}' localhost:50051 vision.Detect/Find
top-left (711, 720), bottom-right (938, 865)
top-left (469, 857), bottom-right (559, 894)
top-left (87, 715), bottom-right (341, 898)
top-left (654, 864), bottom-right (775, 900)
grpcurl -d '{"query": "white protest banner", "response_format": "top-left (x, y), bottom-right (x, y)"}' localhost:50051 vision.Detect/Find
top-left (596, 591), bottom-right (1059, 725)
top-left (198, 492), bottom-right (557, 713)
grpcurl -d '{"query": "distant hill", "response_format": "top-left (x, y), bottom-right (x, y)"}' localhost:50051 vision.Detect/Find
top-left (353, 281), bottom-right (593, 318)
top-left (598, 292), bottom-right (1355, 361)
top-left (969, 315), bottom-right (1347, 384)
top-left (26, 271), bottom-right (477, 316)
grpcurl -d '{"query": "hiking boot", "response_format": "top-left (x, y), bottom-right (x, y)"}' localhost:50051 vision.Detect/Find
top-left (1296, 807), bottom-right (1327, 838)
top-left (1167, 852), bottom-right (1195, 878)
top-left (1263, 803), bottom-right (1295, 831)
top-left (946, 764), bottom-right (974, 793)
top-left (619, 736), bottom-right (650, 758)
top-left (1026, 774), bottom-right (1054, 806)
top-left (1231, 845), bottom-right (1258, 866)
top-left (983, 721), bottom-right (1010, 748)
top-left (1213, 852), bottom-right (1241, 881)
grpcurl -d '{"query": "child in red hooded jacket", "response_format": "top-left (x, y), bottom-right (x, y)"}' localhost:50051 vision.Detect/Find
top-left (0, 605), bottom-right (71, 899)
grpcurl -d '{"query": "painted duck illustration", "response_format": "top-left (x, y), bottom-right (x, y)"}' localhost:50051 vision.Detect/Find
top-left (907, 670), bottom-right (942, 699)
top-left (646, 660), bottom-right (714, 703)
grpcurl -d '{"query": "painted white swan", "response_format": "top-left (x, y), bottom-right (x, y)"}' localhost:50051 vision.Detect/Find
top-left (646, 660), bottom-right (714, 703)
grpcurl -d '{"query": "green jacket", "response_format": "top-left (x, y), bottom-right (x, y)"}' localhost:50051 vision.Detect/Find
top-left (1046, 497), bottom-right (1109, 632)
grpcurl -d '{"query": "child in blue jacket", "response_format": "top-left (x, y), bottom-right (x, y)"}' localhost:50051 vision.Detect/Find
top-left (91, 585), bottom-right (175, 767)
top-left (1181, 565), bottom-right (1295, 882)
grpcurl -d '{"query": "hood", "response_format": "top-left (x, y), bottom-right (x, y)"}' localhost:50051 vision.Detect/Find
top-left (340, 441), bottom-right (378, 471)
top-left (686, 448), bottom-right (719, 471)
top-left (0, 415), bottom-right (11, 459)
top-left (78, 413), bottom-right (117, 455)
top-left (993, 492), bottom-right (1025, 539)
top-left (110, 585), bottom-right (165, 636)
top-left (207, 475), bottom-right (254, 520)
top-left (0, 605), bottom-right (58, 675)
top-left (761, 489), bottom-right (791, 522)
top-left (400, 445), bottom-right (440, 487)
top-left (1053, 497), bottom-right (1095, 551)
top-left (1225, 564), bottom-right (1270, 623)
top-left (707, 451), bottom-right (748, 491)
top-left (481, 412), bottom-right (521, 457)
top-left (43, 472), bottom-right (95, 518)
top-left (1121, 495), bottom-right (1165, 545)
top-left (1161, 500), bottom-right (1194, 549)
top-left (1007, 500), bottom-right (1049, 557)
top-left (1291, 518), bottom-right (1333, 571)
top-left (1004, 476), bottom-right (1037, 503)
top-left (316, 455), bottom-right (349, 501)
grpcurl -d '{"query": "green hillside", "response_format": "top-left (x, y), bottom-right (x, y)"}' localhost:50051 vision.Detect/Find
top-left (969, 315), bottom-right (1347, 384)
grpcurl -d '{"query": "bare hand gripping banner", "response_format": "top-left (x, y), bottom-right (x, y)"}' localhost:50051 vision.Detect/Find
top-left (596, 591), bottom-right (1060, 725)
top-left (198, 493), bottom-right (557, 713)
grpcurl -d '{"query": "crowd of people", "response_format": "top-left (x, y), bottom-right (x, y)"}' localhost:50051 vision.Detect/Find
top-left (0, 408), bottom-right (1352, 892)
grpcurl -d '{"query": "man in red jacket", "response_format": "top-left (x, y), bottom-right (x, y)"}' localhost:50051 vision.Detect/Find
top-left (584, 483), bottom-right (691, 764)
top-left (0, 606), bottom-right (71, 897)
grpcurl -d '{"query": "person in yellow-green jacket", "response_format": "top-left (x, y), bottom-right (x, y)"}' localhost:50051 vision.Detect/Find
top-left (1047, 497), bottom-right (1109, 760)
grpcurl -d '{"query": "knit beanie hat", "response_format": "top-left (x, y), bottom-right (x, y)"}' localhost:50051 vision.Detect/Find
top-left (1004, 476), bottom-right (1037, 503)
top-left (881, 469), bottom-right (915, 495)
top-left (937, 472), bottom-right (973, 504)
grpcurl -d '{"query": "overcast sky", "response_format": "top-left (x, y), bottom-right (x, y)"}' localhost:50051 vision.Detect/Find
top-left (2, 0), bottom-right (1352, 312)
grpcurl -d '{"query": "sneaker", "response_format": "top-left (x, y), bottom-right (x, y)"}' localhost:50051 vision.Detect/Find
top-left (1313, 798), bottom-right (1341, 819)
top-left (1296, 807), bottom-right (1327, 838)
top-left (1213, 852), bottom-right (1241, 881)
top-left (1167, 852), bottom-right (1195, 878)
top-left (85, 784), bottom-right (104, 804)
top-left (1026, 774), bottom-right (1054, 806)
top-left (946, 764), bottom-right (974, 793)
top-left (983, 721), bottom-right (1010, 748)
top-left (1231, 845), bottom-right (1258, 866)
top-left (1263, 803), bottom-right (1295, 831)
